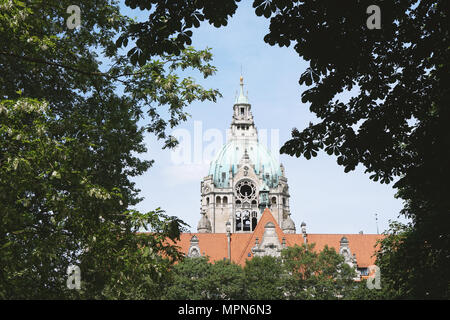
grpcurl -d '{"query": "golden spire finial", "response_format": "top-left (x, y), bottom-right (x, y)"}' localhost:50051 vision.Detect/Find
top-left (240, 64), bottom-right (243, 84)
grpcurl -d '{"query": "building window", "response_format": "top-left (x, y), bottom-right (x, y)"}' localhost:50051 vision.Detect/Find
top-left (235, 210), bottom-right (253, 232)
top-left (223, 196), bottom-right (228, 205)
top-left (235, 180), bottom-right (257, 201)
top-left (240, 107), bottom-right (244, 115)
top-left (236, 211), bottom-right (242, 231)
top-left (358, 268), bottom-right (369, 276)
top-left (216, 196), bottom-right (221, 205)
top-left (251, 211), bottom-right (258, 230)
top-left (242, 211), bottom-right (250, 231)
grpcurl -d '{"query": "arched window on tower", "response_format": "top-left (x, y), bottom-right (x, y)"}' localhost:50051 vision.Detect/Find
top-left (251, 211), bottom-right (258, 231)
top-left (271, 197), bottom-right (277, 206)
top-left (223, 196), bottom-right (228, 206)
top-left (251, 200), bottom-right (257, 207)
top-left (243, 211), bottom-right (250, 232)
top-left (283, 197), bottom-right (286, 206)
top-left (235, 211), bottom-right (242, 231)
top-left (216, 196), bottom-right (221, 205)
top-left (206, 197), bottom-right (209, 206)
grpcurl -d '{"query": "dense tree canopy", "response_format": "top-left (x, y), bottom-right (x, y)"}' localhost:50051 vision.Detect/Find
top-left (162, 244), bottom-right (368, 300)
top-left (0, 0), bottom-right (220, 298)
top-left (281, 244), bottom-right (356, 299)
top-left (243, 255), bottom-right (285, 300)
top-left (164, 257), bottom-right (246, 299)
top-left (262, 0), bottom-right (450, 298)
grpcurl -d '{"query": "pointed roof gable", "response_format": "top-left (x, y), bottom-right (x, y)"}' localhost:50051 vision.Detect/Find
top-left (235, 208), bottom-right (287, 265)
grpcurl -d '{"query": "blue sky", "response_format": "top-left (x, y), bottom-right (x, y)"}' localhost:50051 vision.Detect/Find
top-left (123, 1), bottom-right (408, 234)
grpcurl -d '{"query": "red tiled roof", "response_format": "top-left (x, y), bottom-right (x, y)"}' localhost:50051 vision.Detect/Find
top-left (284, 233), bottom-right (383, 267)
top-left (164, 208), bottom-right (383, 268)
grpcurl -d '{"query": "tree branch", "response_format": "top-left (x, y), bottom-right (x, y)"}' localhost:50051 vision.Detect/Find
top-left (0, 51), bottom-right (175, 81)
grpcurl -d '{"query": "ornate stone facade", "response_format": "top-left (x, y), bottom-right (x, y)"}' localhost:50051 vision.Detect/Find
top-left (339, 236), bottom-right (362, 279)
top-left (252, 222), bottom-right (287, 257)
top-left (187, 235), bottom-right (202, 258)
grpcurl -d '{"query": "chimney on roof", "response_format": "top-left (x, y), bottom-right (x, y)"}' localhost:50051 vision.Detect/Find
top-left (301, 222), bottom-right (307, 246)
top-left (226, 221), bottom-right (231, 261)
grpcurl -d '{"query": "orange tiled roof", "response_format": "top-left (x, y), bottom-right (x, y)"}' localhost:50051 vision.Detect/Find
top-left (166, 208), bottom-right (383, 268)
top-left (284, 233), bottom-right (383, 267)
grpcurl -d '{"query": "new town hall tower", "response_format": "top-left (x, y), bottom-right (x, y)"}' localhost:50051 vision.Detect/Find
top-left (197, 77), bottom-right (295, 234)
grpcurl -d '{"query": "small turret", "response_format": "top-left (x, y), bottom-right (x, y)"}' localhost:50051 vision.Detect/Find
top-left (282, 213), bottom-right (296, 234)
top-left (197, 210), bottom-right (212, 233)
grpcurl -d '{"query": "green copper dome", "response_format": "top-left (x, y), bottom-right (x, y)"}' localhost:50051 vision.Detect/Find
top-left (208, 139), bottom-right (281, 188)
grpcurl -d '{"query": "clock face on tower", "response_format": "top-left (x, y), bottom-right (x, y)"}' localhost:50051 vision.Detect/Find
top-left (235, 180), bottom-right (256, 200)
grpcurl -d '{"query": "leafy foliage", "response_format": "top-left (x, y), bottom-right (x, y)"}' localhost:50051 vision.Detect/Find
top-left (260, 0), bottom-right (450, 299)
top-left (164, 257), bottom-right (245, 300)
top-left (374, 221), bottom-right (450, 299)
top-left (281, 244), bottom-right (356, 299)
top-left (0, 0), bottom-right (219, 299)
top-left (243, 255), bottom-right (285, 299)
top-left (118, 0), bottom-right (241, 65)
top-left (163, 244), bottom-right (363, 300)
top-left (164, 256), bottom-right (214, 299)
top-left (0, 97), bottom-right (187, 299)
